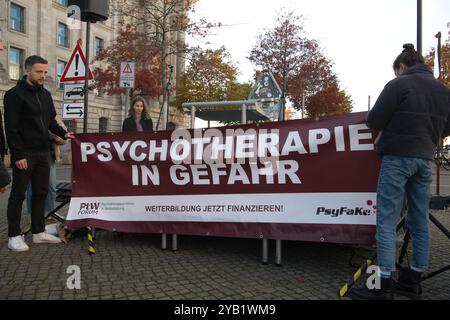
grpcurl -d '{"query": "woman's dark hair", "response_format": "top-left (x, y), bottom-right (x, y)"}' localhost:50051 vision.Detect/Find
top-left (393, 44), bottom-right (424, 70)
top-left (128, 96), bottom-right (150, 119)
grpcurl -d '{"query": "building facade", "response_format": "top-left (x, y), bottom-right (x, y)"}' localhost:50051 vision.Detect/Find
top-left (0, 0), bottom-right (189, 164)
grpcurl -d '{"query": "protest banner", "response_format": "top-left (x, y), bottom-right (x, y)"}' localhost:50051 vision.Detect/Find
top-left (66, 112), bottom-right (380, 244)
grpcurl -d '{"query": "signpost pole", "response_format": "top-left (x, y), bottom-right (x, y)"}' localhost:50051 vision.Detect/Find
top-left (120, 61), bottom-right (135, 122)
top-left (83, 20), bottom-right (96, 255)
top-left (417, 0), bottom-right (423, 54)
top-left (125, 87), bottom-right (130, 121)
top-left (83, 21), bottom-right (91, 134)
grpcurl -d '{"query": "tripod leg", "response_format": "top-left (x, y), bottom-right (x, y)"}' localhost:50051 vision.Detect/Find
top-left (421, 265), bottom-right (450, 282)
top-left (416, 212), bottom-right (450, 282)
top-left (21, 198), bottom-right (70, 235)
top-left (398, 231), bottom-right (411, 265)
top-left (429, 213), bottom-right (450, 238)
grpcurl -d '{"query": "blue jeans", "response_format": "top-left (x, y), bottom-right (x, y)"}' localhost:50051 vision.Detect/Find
top-left (376, 155), bottom-right (432, 273)
top-left (26, 158), bottom-right (56, 214)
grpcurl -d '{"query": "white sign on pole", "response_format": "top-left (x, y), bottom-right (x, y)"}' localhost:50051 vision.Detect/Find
top-left (63, 83), bottom-right (86, 101)
top-left (120, 61), bottom-right (135, 88)
top-left (62, 102), bottom-right (84, 119)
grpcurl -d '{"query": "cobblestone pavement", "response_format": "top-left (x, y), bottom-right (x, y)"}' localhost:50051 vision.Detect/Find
top-left (0, 166), bottom-right (449, 300)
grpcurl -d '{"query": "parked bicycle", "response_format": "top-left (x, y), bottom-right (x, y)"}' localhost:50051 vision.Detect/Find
top-left (435, 145), bottom-right (450, 170)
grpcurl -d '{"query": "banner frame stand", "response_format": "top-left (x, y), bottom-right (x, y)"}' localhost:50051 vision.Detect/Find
top-left (172, 101), bottom-right (284, 265)
top-left (67, 111), bottom-right (379, 261)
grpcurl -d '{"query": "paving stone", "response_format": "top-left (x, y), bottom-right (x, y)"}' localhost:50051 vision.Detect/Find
top-left (1, 170), bottom-right (449, 300)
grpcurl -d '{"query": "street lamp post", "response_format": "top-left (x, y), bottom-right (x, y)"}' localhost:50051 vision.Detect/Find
top-left (278, 64), bottom-right (289, 121)
top-left (83, 20), bottom-right (91, 134)
top-left (417, 0), bottom-right (422, 54)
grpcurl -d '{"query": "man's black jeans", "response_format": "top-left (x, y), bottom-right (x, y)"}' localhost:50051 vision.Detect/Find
top-left (7, 152), bottom-right (50, 237)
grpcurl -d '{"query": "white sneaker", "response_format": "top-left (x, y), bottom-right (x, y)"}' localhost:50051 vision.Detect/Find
top-left (32, 232), bottom-right (62, 244)
top-left (8, 235), bottom-right (30, 252)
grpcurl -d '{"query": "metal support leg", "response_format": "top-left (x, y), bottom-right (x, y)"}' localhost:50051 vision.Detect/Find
top-left (262, 239), bottom-right (268, 265)
top-left (172, 234), bottom-right (178, 252)
top-left (275, 239), bottom-right (282, 266)
top-left (21, 198), bottom-right (70, 235)
top-left (161, 233), bottom-right (167, 250)
top-left (430, 213), bottom-right (450, 238)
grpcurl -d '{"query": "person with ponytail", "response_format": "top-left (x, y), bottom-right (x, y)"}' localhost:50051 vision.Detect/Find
top-left (350, 44), bottom-right (450, 300)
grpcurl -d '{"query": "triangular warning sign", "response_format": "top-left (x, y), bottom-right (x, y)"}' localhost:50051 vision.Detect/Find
top-left (122, 63), bottom-right (133, 74)
top-left (60, 41), bottom-right (93, 82)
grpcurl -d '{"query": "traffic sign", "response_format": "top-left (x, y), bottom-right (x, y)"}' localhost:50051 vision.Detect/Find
top-left (62, 102), bottom-right (84, 119)
top-left (249, 70), bottom-right (282, 121)
top-left (63, 83), bottom-right (86, 101)
top-left (60, 41), bottom-right (94, 82)
top-left (249, 70), bottom-right (282, 100)
top-left (120, 61), bottom-right (135, 88)
top-left (120, 80), bottom-right (133, 88)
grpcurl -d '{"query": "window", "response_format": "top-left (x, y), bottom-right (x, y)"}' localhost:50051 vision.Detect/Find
top-left (94, 37), bottom-right (104, 56)
top-left (9, 47), bottom-right (24, 80)
top-left (99, 117), bottom-right (108, 133)
top-left (56, 0), bottom-right (68, 6)
top-left (57, 22), bottom-right (69, 47)
top-left (57, 60), bottom-right (67, 89)
top-left (10, 3), bottom-right (25, 33)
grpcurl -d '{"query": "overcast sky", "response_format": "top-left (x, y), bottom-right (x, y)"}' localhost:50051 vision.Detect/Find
top-left (189, 0), bottom-right (449, 114)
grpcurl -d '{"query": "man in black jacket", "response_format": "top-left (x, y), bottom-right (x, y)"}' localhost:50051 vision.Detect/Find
top-left (4, 55), bottom-right (74, 252)
top-left (350, 44), bottom-right (450, 300)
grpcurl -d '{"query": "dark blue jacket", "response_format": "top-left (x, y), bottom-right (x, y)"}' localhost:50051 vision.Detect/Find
top-left (367, 64), bottom-right (450, 160)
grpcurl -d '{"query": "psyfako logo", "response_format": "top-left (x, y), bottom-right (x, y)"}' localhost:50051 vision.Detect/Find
top-left (316, 200), bottom-right (376, 218)
top-left (78, 203), bottom-right (100, 215)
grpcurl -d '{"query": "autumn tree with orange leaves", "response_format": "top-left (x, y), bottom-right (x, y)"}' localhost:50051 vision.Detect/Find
top-left (425, 24), bottom-right (450, 87)
top-left (249, 9), bottom-right (352, 118)
top-left (173, 47), bottom-right (251, 110)
top-left (93, 25), bottom-right (162, 98)
top-left (111, 0), bottom-right (219, 123)
top-left (307, 85), bottom-right (353, 118)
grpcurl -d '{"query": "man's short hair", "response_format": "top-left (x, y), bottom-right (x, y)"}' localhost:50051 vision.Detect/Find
top-left (25, 55), bottom-right (48, 70)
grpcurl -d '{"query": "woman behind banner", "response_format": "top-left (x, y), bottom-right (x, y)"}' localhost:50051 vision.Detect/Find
top-left (122, 96), bottom-right (153, 132)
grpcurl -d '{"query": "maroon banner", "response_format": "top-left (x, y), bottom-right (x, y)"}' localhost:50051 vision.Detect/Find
top-left (66, 112), bottom-right (381, 245)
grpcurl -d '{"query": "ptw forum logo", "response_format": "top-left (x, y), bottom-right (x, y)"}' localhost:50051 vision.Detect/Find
top-left (78, 202), bottom-right (100, 215)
